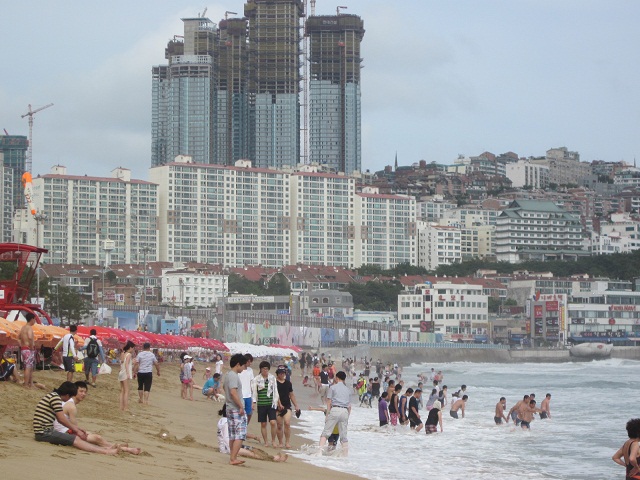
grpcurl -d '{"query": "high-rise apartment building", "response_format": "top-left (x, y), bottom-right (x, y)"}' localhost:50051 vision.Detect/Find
top-left (306, 14), bottom-right (364, 174)
top-left (150, 156), bottom-right (291, 266)
top-left (355, 187), bottom-right (416, 269)
top-left (245, 0), bottom-right (303, 169)
top-left (217, 18), bottom-right (251, 165)
top-left (0, 135), bottom-right (28, 213)
top-left (290, 165), bottom-right (356, 266)
top-left (151, 158), bottom-right (413, 268)
top-left (152, 17), bottom-right (217, 166)
top-left (0, 165), bottom-right (13, 242)
top-left (153, 3), bottom-right (363, 173)
top-left (31, 166), bottom-right (158, 265)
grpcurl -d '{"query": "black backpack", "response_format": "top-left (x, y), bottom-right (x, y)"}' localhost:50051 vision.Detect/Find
top-left (86, 338), bottom-right (100, 359)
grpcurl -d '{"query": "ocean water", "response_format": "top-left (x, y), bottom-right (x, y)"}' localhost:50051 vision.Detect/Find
top-left (292, 358), bottom-right (639, 479)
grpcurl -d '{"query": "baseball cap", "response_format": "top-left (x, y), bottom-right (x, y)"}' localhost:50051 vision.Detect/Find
top-left (276, 365), bottom-right (287, 374)
top-left (184, 355), bottom-right (192, 360)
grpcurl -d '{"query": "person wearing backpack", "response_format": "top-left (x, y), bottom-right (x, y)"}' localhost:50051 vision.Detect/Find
top-left (79, 329), bottom-right (105, 387)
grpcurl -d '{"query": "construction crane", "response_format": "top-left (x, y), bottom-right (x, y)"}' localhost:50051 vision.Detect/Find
top-left (225, 11), bottom-right (237, 20)
top-left (337, 5), bottom-right (347, 15)
top-left (21, 103), bottom-right (53, 173)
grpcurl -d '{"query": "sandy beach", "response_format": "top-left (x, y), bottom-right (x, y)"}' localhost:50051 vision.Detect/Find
top-left (0, 361), bottom-right (361, 480)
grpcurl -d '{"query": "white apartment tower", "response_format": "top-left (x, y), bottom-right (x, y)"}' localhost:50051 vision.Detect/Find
top-left (31, 166), bottom-right (158, 265)
top-left (355, 186), bottom-right (416, 269)
top-left (150, 156), bottom-right (291, 266)
top-left (290, 165), bottom-right (356, 266)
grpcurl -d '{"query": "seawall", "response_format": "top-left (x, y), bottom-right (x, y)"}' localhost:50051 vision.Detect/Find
top-left (322, 345), bottom-right (640, 365)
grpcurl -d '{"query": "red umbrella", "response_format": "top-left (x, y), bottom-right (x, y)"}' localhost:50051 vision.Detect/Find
top-left (191, 323), bottom-right (206, 330)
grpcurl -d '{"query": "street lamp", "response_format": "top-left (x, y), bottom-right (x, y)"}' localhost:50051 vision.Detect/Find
top-left (101, 239), bottom-right (114, 325)
top-left (33, 212), bottom-right (47, 304)
top-left (140, 245), bottom-right (152, 329)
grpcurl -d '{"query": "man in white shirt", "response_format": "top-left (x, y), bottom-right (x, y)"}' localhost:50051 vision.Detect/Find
top-left (133, 343), bottom-right (160, 405)
top-left (54, 325), bottom-right (78, 381)
top-left (238, 353), bottom-right (255, 424)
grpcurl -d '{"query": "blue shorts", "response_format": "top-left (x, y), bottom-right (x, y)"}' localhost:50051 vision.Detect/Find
top-left (84, 357), bottom-right (99, 376)
top-left (244, 397), bottom-right (253, 415)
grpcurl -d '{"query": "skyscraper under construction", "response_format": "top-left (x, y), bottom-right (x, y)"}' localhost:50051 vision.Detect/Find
top-left (151, 2), bottom-right (363, 174)
top-left (306, 14), bottom-right (364, 174)
top-left (245, 0), bottom-right (303, 169)
top-left (152, 17), bottom-right (217, 167)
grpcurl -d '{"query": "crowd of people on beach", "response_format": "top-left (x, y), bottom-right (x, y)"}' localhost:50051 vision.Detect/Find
top-left (4, 322), bottom-right (639, 475)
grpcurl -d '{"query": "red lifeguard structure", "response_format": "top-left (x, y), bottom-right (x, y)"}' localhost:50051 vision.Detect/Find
top-left (0, 243), bottom-right (53, 325)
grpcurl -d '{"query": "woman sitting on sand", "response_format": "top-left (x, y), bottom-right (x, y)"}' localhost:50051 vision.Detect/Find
top-left (217, 405), bottom-right (288, 462)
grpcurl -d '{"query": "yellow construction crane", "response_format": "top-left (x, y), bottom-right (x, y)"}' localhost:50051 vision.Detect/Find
top-left (21, 102), bottom-right (53, 173)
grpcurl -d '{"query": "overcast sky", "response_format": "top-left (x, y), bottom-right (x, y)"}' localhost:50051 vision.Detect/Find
top-left (2, 1), bottom-right (639, 180)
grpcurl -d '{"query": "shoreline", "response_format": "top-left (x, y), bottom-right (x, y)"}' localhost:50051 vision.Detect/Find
top-left (319, 345), bottom-right (640, 364)
top-left (0, 362), bottom-right (361, 480)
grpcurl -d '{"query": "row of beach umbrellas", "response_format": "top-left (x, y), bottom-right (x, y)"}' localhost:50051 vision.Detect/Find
top-left (0, 319), bottom-right (300, 357)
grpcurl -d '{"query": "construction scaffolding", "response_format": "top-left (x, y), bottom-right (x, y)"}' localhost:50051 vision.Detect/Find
top-left (306, 14), bottom-right (364, 174)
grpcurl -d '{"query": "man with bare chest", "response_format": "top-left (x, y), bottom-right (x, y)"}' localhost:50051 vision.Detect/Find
top-left (18, 312), bottom-right (37, 388)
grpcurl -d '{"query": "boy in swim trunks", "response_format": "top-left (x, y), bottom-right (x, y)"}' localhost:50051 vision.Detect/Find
top-left (449, 395), bottom-right (468, 419)
top-left (19, 312), bottom-right (37, 388)
top-left (495, 397), bottom-right (508, 424)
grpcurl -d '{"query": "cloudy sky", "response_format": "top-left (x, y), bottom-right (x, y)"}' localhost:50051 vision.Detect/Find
top-left (2, 1), bottom-right (639, 180)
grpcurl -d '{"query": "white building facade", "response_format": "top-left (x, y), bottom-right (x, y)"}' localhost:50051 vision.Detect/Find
top-left (31, 166), bottom-right (158, 265)
top-left (592, 213), bottom-right (640, 255)
top-left (398, 282), bottom-right (489, 341)
top-left (505, 160), bottom-right (550, 189)
top-left (161, 268), bottom-right (228, 308)
top-left (417, 222), bottom-right (462, 270)
top-left (354, 186), bottom-right (416, 269)
top-left (495, 199), bottom-right (585, 263)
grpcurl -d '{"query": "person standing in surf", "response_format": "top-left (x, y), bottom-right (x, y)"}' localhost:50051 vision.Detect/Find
top-left (612, 418), bottom-right (640, 479)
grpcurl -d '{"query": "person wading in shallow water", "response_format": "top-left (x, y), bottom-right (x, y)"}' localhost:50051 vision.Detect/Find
top-left (612, 418), bottom-right (640, 479)
top-left (318, 371), bottom-right (351, 455)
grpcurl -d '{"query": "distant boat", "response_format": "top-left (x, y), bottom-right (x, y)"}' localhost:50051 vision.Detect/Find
top-left (569, 342), bottom-right (613, 359)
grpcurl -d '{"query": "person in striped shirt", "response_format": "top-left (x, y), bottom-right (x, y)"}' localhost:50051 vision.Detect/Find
top-left (251, 361), bottom-right (280, 447)
top-left (33, 381), bottom-right (119, 454)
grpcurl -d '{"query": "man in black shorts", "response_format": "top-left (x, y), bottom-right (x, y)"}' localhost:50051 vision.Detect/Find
top-left (53, 325), bottom-right (78, 382)
top-left (408, 389), bottom-right (423, 432)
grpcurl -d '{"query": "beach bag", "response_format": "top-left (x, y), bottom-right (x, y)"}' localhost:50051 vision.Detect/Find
top-left (98, 363), bottom-right (112, 375)
top-left (86, 338), bottom-right (100, 358)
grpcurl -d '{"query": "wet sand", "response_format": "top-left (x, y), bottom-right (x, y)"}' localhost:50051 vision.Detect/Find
top-left (0, 361), bottom-right (360, 480)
